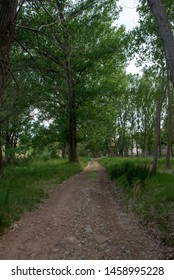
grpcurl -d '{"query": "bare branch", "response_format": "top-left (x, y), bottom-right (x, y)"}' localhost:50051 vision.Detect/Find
top-left (14, 37), bottom-right (45, 76)
top-left (16, 24), bottom-right (43, 33)
top-left (10, 70), bottom-right (20, 90)
top-left (14, 0), bottom-right (26, 22)
top-left (38, 0), bottom-right (56, 21)
top-left (38, 20), bottom-right (60, 31)
top-left (37, 47), bottom-right (66, 70)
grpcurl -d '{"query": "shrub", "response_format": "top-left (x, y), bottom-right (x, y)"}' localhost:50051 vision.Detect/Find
top-left (40, 150), bottom-right (52, 161)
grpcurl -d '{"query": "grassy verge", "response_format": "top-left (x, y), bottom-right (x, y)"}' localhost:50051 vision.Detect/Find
top-left (0, 158), bottom-right (88, 232)
top-left (100, 157), bottom-right (174, 246)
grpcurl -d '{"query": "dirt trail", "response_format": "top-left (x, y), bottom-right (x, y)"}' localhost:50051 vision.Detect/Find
top-left (0, 161), bottom-right (164, 260)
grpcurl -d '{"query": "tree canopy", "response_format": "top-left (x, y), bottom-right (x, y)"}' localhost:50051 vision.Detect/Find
top-left (0, 0), bottom-right (174, 173)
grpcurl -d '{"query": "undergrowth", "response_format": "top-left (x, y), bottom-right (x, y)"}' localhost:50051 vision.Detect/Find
top-left (0, 158), bottom-right (88, 232)
top-left (100, 157), bottom-right (174, 246)
top-left (110, 161), bottom-right (151, 189)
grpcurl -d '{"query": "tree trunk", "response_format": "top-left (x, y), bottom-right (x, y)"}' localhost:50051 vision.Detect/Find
top-left (0, 0), bottom-right (18, 174)
top-left (143, 127), bottom-right (147, 157)
top-left (57, 1), bottom-right (78, 163)
top-left (147, 0), bottom-right (174, 87)
top-left (151, 67), bottom-right (165, 175)
top-left (62, 142), bottom-right (67, 159)
top-left (158, 134), bottom-right (162, 158)
top-left (66, 59), bottom-right (78, 163)
top-left (107, 138), bottom-right (113, 156)
top-left (0, 0), bottom-right (17, 100)
top-left (166, 71), bottom-right (173, 169)
top-left (5, 131), bottom-right (17, 164)
top-left (151, 95), bottom-right (163, 175)
top-left (68, 111), bottom-right (78, 162)
top-left (0, 135), bottom-right (3, 173)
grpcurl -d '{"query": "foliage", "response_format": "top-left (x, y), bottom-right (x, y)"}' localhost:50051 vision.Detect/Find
top-left (10, 0), bottom-right (124, 162)
top-left (1, 0), bottom-right (172, 165)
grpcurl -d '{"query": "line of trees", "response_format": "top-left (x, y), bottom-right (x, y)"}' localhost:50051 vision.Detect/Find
top-left (0, 0), bottom-right (174, 175)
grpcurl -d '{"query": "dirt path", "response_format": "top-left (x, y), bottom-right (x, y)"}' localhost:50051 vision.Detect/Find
top-left (0, 161), bottom-right (164, 260)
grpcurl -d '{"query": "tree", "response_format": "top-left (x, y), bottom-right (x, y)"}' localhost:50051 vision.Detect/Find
top-left (0, 0), bottom-right (18, 173)
top-left (165, 69), bottom-right (173, 168)
top-left (151, 79), bottom-right (165, 175)
top-left (147, 0), bottom-right (174, 87)
top-left (129, 0), bottom-right (174, 171)
top-left (15, 0), bottom-right (122, 162)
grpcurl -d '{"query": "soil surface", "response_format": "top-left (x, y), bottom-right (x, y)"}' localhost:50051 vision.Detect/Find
top-left (0, 161), bottom-right (166, 259)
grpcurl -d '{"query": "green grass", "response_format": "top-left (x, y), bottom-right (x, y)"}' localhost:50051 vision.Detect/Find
top-left (0, 158), bottom-right (88, 232)
top-left (100, 157), bottom-right (174, 246)
top-left (100, 157), bottom-right (151, 189)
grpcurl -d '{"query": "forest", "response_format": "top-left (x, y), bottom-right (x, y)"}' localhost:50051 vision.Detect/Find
top-left (0, 0), bottom-right (174, 251)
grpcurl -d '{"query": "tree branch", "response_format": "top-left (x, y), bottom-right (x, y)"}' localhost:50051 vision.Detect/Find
top-left (14, 37), bottom-right (46, 77)
top-left (14, 0), bottom-right (26, 22)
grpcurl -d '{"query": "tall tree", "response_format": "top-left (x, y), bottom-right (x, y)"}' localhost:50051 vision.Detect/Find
top-left (151, 65), bottom-right (166, 175)
top-left (147, 0), bottom-right (174, 86)
top-left (15, 0), bottom-right (122, 162)
top-left (0, 0), bottom-right (18, 173)
top-left (166, 69), bottom-right (173, 168)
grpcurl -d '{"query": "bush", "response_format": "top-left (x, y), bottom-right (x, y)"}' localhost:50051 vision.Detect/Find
top-left (40, 150), bottom-right (52, 161)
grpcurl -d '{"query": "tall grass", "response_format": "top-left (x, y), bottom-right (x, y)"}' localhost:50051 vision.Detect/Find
top-left (110, 161), bottom-right (151, 188)
top-left (101, 157), bottom-right (151, 188)
top-left (133, 173), bottom-right (174, 245)
top-left (0, 158), bottom-right (87, 232)
top-left (100, 157), bottom-right (174, 245)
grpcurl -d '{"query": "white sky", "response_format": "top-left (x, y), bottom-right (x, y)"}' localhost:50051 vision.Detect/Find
top-left (116, 0), bottom-right (140, 74)
top-left (117, 0), bottom-right (139, 31)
